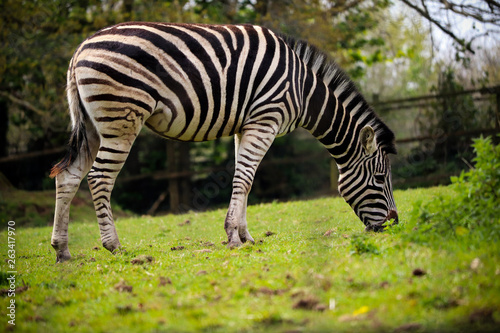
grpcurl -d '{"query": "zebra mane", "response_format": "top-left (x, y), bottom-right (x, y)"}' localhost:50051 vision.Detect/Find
top-left (280, 34), bottom-right (397, 154)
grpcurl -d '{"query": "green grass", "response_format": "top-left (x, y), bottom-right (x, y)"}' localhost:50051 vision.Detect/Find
top-left (1, 187), bottom-right (499, 332)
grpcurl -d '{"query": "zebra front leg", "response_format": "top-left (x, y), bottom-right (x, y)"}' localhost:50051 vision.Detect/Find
top-left (87, 138), bottom-right (134, 253)
top-left (232, 134), bottom-right (255, 244)
top-left (225, 128), bottom-right (275, 247)
top-left (238, 200), bottom-right (254, 244)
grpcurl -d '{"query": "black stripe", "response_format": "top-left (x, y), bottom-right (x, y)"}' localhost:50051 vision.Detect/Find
top-left (93, 188), bottom-right (111, 195)
top-left (217, 26), bottom-right (245, 138)
top-left (152, 25), bottom-right (222, 141)
top-left (86, 93), bottom-right (152, 114)
top-left (97, 213), bottom-right (109, 219)
top-left (230, 26), bottom-right (260, 135)
top-left (80, 39), bottom-right (189, 126)
top-left (95, 157), bottom-right (126, 165)
top-left (76, 59), bottom-right (169, 113)
top-left (99, 147), bottom-right (129, 154)
top-left (101, 133), bottom-right (120, 139)
top-left (90, 166), bottom-right (121, 173)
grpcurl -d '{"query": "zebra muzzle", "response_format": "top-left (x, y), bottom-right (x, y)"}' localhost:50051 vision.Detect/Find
top-left (385, 210), bottom-right (398, 224)
top-left (365, 210), bottom-right (399, 232)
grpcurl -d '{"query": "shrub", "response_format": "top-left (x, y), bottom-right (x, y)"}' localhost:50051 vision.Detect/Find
top-left (413, 135), bottom-right (500, 241)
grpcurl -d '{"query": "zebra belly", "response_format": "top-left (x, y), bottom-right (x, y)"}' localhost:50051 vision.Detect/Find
top-left (144, 104), bottom-right (241, 142)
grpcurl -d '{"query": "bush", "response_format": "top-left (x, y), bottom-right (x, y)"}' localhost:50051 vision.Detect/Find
top-left (413, 135), bottom-right (500, 241)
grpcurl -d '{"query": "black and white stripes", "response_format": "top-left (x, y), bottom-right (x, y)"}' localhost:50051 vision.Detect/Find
top-left (50, 22), bottom-right (397, 262)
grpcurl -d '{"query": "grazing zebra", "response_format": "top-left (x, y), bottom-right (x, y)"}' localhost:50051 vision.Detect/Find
top-left (50, 22), bottom-right (398, 263)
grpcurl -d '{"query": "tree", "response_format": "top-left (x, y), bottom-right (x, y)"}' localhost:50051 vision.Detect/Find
top-left (358, 7), bottom-right (437, 100)
top-left (400, 0), bottom-right (500, 55)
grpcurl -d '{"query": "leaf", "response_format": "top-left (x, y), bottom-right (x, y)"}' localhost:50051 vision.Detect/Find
top-left (352, 305), bottom-right (370, 316)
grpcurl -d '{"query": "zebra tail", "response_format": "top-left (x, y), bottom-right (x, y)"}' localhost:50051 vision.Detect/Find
top-left (50, 62), bottom-right (90, 178)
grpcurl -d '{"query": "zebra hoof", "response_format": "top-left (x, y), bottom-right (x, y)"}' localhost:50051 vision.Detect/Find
top-left (240, 233), bottom-right (255, 244)
top-left (103, 240), bottom-right (122, 254)
top-left (55, 250), bottom-right (72, 263)
top-left (227, 240), bottom-right (243, 249)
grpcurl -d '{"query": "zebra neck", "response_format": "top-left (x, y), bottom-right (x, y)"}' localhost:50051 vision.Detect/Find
top-left (302, 78), bottom-right (364, 168)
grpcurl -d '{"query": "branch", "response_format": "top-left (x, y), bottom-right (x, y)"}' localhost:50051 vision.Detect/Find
top-left (328, 0), bottom-right (365, 14)
top-left (400, 0), bottom-right (476, 54)
top-left (0, 91), bottom-right (46, 116)
top-left (438, 0), bottom-right (500, 24)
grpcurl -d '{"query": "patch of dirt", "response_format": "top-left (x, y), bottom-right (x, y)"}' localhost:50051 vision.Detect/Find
top-left (171, 246), bottom-right (185, 251)
top-left (0, 283), bottom-right (29, 296)
top-left (265, 231), bottom-right (275, 237)
top-left (27, 315), bottom-right (45, 322)
top-left (292, 294), bottom-right (326, 311)
top-left (379, 281), bottom-right (390, 289)
top-left (196, 270), bottom-right (207, 276)
top-left (323, 228), bottom-right (337, 237)
top-left (130, 255), bottom-right (154, 265)
top-left (178, 220), bottom-right (191, 226)
top-left (116, 304), bottom-right (134, 314)
top-left (159, 276), bottom-right (172, 286)
top-left (252, 287), bottom-right (287, 296)
top-left (114, 280), bottom-right (133, 293)
top-left (412, 268), bottom-right (426, 277)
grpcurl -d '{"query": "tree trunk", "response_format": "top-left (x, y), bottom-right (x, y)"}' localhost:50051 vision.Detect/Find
top-left (167, 140), bottom-right (180, 213)
top-left (166, 140), bottom-right (191, 213)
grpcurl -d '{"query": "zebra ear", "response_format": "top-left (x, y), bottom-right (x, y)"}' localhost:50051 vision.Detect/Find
top-left (360, 125), bottom-right (377, 154)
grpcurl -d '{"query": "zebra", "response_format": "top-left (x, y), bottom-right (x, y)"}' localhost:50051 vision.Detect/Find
top-left (50, 22), bottom-right (398, 263)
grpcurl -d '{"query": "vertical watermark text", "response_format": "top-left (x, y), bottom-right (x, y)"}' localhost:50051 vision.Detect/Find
top-left (6, 220), bottom-right (16, 326)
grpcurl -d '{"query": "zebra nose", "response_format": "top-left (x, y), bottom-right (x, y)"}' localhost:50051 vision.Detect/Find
top-left (386, 210), bottom-right (398, 224)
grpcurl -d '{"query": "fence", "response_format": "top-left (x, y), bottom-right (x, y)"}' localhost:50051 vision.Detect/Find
top-left (373, 85), bottom-right (500, 188)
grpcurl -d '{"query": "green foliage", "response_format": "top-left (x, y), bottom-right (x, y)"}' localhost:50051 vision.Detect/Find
top-left (389, 67), bottom-right (496, 189)
top-left (350, 233), bottom-right (380, 255)
top-left (412, 136), bottom-right (500, 240)
top-left (358, 9), bottom-right (437, 99)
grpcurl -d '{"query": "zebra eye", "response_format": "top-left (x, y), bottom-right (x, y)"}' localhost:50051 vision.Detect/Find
top-left (374, 174), bottom-right (385, 185)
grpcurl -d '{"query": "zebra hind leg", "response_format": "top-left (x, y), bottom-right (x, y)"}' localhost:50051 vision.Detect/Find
top-left (51, 125), bottom-right (99, 263)
top-left (225, 128), bottom-right (276, 248)
top-left (87, 137), bottom-right (135, 253)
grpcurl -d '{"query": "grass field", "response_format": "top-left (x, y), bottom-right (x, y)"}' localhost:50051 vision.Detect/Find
top-left (1, 186), bottom-right (499, 332)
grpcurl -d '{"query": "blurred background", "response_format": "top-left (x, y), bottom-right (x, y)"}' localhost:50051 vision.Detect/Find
top-left (1, 0), bottom-right (499, 220)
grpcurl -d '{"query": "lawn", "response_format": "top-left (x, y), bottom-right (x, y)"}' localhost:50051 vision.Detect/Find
top-left (1, 186), bottom-right (499, 332)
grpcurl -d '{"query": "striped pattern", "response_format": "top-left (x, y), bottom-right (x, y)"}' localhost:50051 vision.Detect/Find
top-left (50, 22), bottom-right (397, 262)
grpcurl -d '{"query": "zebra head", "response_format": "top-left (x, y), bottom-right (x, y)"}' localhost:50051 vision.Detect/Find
top-left (337, 125), bottom-right (398, 231)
